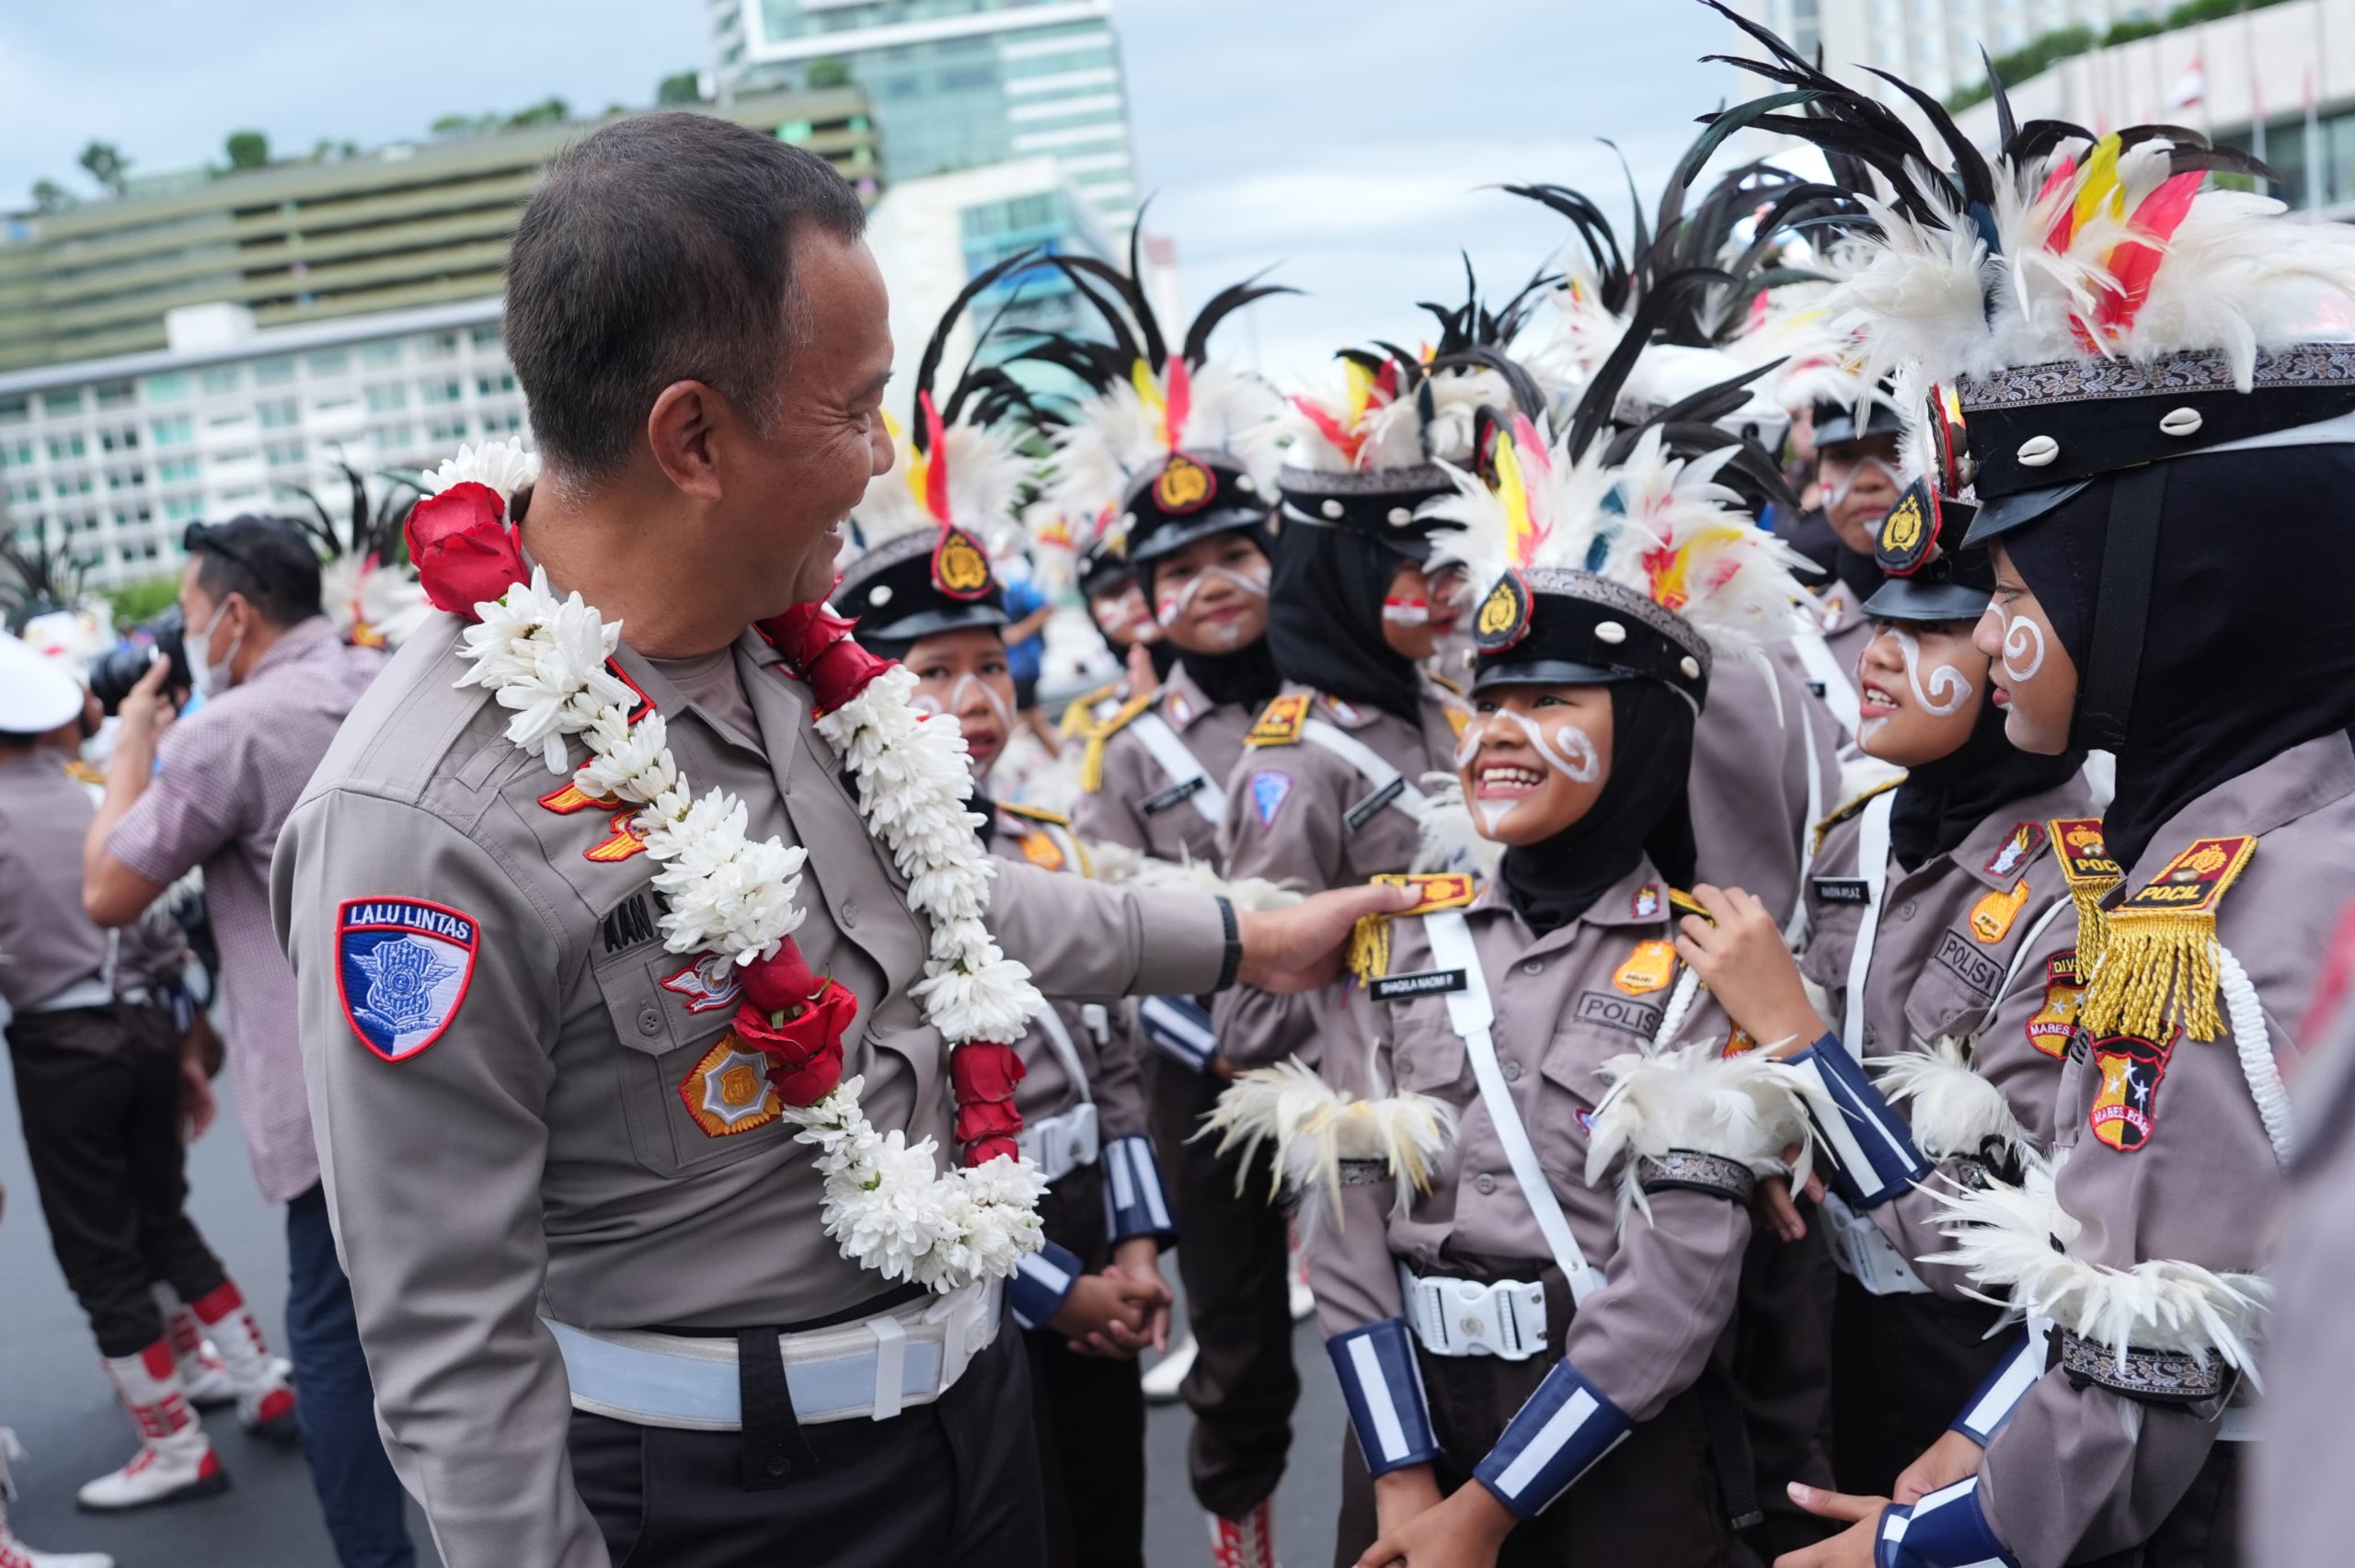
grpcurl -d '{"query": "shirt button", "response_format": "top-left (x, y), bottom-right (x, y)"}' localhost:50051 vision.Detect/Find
top-left (1475, 1173), bottom-right (1497, 1195)
top-left (1502, 1060), bottom-right (1522, 1082)
top-left (841, 900), bottom-right (859, 929)
top-left (1521, 959), bottom-right (1545, 977)
top-left (1898, 900), bottom-right (1917, 921)
top-left (637, 1006), bottom-right (662, 1036)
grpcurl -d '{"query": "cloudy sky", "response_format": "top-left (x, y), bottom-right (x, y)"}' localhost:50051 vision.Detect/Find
top-left (1, 0), bottom-right (1744, 378)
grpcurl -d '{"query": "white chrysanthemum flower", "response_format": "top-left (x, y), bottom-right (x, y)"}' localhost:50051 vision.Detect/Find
top-left (423, 440), bottom-right (540, 500)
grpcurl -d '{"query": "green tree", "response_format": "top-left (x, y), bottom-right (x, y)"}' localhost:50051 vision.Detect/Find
top-left (29, 178), bottom-right (76, 213)
top-left (657, 70), bottom-right (704, 105)
top-left (429, 112), bottom-right (488, 139)
top-left (224, 130), bottom-right (270, 171)
top-left (506, 97), bottom-right (570, 128)
top-left (102, 574), bottom-right (183, 627)
top-left (76, 140), bottom-right (129, 197)
top-left (807, 57), bottom-right (852, 89)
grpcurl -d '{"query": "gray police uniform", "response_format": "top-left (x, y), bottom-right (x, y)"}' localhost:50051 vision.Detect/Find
top-left (271, 613), bottom-right (1228, 1568)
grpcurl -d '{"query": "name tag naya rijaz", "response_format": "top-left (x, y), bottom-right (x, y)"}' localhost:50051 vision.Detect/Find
top-left (1813, 877), bottom-right (1871, 906)
top-left (1371, 968), bottom-right (1466, 1001)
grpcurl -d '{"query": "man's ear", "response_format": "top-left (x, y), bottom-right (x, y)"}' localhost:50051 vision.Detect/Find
top-left (647, 380), bottom-right (727, 501)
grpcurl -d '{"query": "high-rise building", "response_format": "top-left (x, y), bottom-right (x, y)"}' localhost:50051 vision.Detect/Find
top-left (1731, 0), bottom-right (2130, 104)
top-left (711, 0), bottom-right (1140, 229)
top-left (0, 90), bottom-right (877, 375)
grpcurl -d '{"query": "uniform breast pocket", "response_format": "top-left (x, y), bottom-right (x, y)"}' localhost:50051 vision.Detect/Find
top-left (1534, 1032), bottom-right (1614, 1176)
top-left (592, 940), bottom-right (794, 1178)
top-left (1388, 1012), bottom-right (1466, 1096)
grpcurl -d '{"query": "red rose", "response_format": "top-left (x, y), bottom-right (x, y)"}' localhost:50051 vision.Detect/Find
top-left (955, 1095), bottom-right (1024, 1144)
top-left (406, 482), bottom-right (527, 620)
top-left (730, 979), bottom-right (858, 1109)
top-left (768, 1050), bottom-right (844, 1108)
top-left (949, 1040), bottom-right (1026, 1104)
top-left (741, 942), bottom-right (822, 1015)
top-left (755, 601), bottom-right (895, 712)
top-left (966, 1136), bottom-right (1021, 1166)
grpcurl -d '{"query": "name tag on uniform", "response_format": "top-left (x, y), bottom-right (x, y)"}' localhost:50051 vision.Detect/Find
top-left (1344, 777), bottom-right (1406, 833)
top-left (1805, 681), bottom-right (1827, 699)
top-left (1371, 968), bottom-right (1466, 1001)
top-left (1140, 776), bottom-right (1207, 816)
top-left (1812, 877), bottom-right (1871, 906)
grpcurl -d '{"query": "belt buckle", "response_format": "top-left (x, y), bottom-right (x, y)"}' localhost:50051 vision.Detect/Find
top-left (1441, 1278), bottom-right (1509, 1358)
top-left (1070, 1104), bottom-right (1100, 1168)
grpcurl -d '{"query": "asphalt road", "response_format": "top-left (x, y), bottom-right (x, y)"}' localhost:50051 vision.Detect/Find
top-left (0, 1049), bottom-right (1347, 1567)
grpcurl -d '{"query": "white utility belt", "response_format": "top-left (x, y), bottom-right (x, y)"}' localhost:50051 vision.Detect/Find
top-left (1819, 1192), bottom-right (1932, 1296)
top-left (1400, 1265), bottom-right (1552, 1362)
top-left (28, 976), bottom-right (154, 1014)
top-left (546, 1277), bottom-right (1002, 1431)
top-left (1017, 1103), bottom-right (1099, 1186)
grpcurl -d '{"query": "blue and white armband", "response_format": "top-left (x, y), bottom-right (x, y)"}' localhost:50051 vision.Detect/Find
top-left (1875, 1479), bottom-right (2018, 1568)
top-left (1139, 993), bottom-right (1218, 1072)
top-left (1471, 1359), bottom-right (1634, 1519)
top-left (1949, 1322), bottom-right (2050, 1446)
top-left (1329, 1320), bottom-right (1441, 1477)
top-left (1784, 1035), bottom-right (1930, 1208)
top-left (1102, 1135), bottom-right (1176, 1244)
top-left (1009, 1239), bottom-right (1085, 1331)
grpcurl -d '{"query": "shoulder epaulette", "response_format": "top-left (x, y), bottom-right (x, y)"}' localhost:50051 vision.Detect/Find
top-left (1078, 693), bottom-right (1156, 793)
top-left (1058, 682), bottom-right (1121, 739)
top-left (1245, 692), bottom-right (1312, 748)
top-left (1430, 672), bottom-right (1465, 698)
top-left (1346, 873), bottom-right (1479, 985)
top-left (999, 801), bottom-right (1071, 829)
top-left (2048, 818), bottom-right (2122, 973)
top-left (1809, 774), bottom-right (1905, 856)
top-left (1668, 888), bottom-right (1713, 925)
top-left (64, 759), bottom-right (105, 787)
top-left (2079, 834), bottom-right (2257, 1045)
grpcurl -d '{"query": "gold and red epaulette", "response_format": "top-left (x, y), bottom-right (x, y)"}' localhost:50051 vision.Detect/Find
top-left (1059, 681), bottom-right (1122, 739)
top-left (2048, 818), bottom-right (2122, 973)
top-left (2078, 833), bottom-right (2257, 1044)
top-left (1346, 873), bottom-right (1479, 984)
top-left (1078, 692), bottom-right (1155, 793)
top-left (1245, 693), bottom-right (1312, 748)
top-left (1809, 775), bottom-right (1904, 856)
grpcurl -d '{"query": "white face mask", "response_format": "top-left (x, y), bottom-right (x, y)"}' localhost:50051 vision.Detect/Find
top-left (185, 601), bottom-right (241, 698)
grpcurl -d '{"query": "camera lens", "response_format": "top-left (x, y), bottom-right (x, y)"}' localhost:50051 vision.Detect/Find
top-left (88, 605), bottom-right (189, 715)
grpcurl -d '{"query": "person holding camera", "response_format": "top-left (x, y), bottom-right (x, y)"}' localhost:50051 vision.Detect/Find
top-left (79, 519), bottom-right (414, 1568)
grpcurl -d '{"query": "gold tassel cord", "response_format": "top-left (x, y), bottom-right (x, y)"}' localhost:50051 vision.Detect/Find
top-left (2077, 910), bottom-right (2225, 1044)
top-left (2070, 882), bottom-right (2110, 977)
top-left (1346, 914), bottom-right (1390, 988)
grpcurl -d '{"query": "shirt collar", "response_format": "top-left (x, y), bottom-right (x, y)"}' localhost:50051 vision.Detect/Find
top-left (245, 615), bottom-right (339, 683)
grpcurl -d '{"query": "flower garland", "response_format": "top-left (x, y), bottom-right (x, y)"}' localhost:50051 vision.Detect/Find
top-left (411, 442), bottom-right (1044, 1292)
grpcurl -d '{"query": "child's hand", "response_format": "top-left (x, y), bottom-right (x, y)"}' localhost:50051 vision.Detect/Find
top-left (1673, 885), bottom-right (1827, 1055)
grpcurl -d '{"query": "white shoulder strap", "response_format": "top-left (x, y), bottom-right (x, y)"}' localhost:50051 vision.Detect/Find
top-left (1840, 790), bottom-right (1897, 1061)
top-left (1784, 708), bottom-right (1832, 944)
top-left (1790, 629), bottom-right (1862, 742)
top-left (1127, 711), bottom-right (1228, 825)
top-left (1422, 910), bottom-right (1605, 1307)
top-left (1301, 718), bottom-right (1431, 826)
top-left (1031, 1004), bottom-right (1094, 1105)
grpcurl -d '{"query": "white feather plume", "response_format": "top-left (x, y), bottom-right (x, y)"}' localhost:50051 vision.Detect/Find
top-left (1585, 1043), bottom-right (1818, 1227)
top-left (1867, 1036), bottom-right (2032, 1166)
top-left (1203, 1057), bottom-right (1456, 1223)
top-left (850, 415), bottom-right (1032, 551)
top-left (1037, 362), bottom-right (1284, 536)
top-left (1082, 839), bottom-right (1303, 911)
top-left (1279, 363), bottom-right (1512, 474)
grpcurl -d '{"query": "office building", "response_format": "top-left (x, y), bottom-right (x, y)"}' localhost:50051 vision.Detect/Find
top-left (1730, 0), bottom-right (2131, 104)
top-left (712, 0), bottom-right (1140, 228)
top-left (0, 90), bottom-right (877, 374)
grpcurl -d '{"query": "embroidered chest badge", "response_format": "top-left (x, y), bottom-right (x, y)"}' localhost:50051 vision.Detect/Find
top-left (1020, 830), bottom-right (1065, 871)
top-left (1631, 884), bottom-right (1662, 920)
top-left (335, 898), bottom-right (479, 1062)
top-left (661, 954), bottom-right (743, 1015)
top-left (680, 1034), bottom-right (783, 1138)
top-left (1250, 770), bottom-right (1293, 827)
top-left (2027, 952), bottom-right (2085, 1059)
top-left (538, 780), bottom-right (621, 815)
top-left (2088, 1030), bottom-right (2178, 1153)
top-left (1614, 939), bottom-right (1677, 997)
top-left (1983, 820), bottom-right (2048, 880)
top-left (1970, 877), bottom-right (2031, 944)
top-left (583, 808), bottom-right (649, 864)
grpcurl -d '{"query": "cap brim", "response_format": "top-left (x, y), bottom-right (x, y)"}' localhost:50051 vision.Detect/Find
top-left (1862, 578), bottom-right (1993, 622)
top-left (1468, 658), bottom-right (1635, 694)
top-left (1127, 508), bottom-right (1268, 565)
top-left (858, 604), bottom-right (1008, 643)
top-left (1960, 480), bottom-right (2091, 546)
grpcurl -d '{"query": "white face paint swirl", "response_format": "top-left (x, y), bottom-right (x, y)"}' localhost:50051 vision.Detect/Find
top-left (1154, 563), bottom-right (1269, 627)
top-left (2001, 616), bottom-right (2047, 682)
top-left (949, 672), bottom-right (1013, 732)
top-left (1463, 708), bottom-right (1603, 837)
top-left (1894, 629), bottom-right (1975, 717)
top-left (1823, 454), bottom-right (1905, 511)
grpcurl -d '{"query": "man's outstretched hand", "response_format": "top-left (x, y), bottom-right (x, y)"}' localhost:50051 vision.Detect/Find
top-left (1235, 883), bottom-right (1419, 993)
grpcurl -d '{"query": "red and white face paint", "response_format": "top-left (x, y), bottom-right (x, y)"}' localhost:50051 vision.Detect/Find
top-left (1155, 563), bottom-right (1269, 627)
top-left (1381, 596), bottom-right (1431, 626)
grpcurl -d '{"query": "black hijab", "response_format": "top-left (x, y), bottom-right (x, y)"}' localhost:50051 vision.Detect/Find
top-left (1888, 691), bottom-right (2086, 872)
top-left (1830, 540), bottom-right (1884, 607)
top-left (1266, 521), bottom-right (1425, 724)
top-left (1141, 532), bottom-right (1284, 712)
top-left (1500, 681), bottom-right (1698, 935)
top-left (2003, 444), bottom-right (2355, 873)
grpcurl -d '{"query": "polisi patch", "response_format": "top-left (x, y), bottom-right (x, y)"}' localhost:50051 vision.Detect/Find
top-left (1577, 990), bottom-right (1663, 1038)
top-left (1472, 570), bottom-right (1534, 652)
top-left (1970, 877), bottom-right (2031, 944)
top-left (680, 1034), bottom-right (783, 1139)
top-left (1614, 940), bottom-right (1677, 997)
top-left (1155, 452), bottom-right (1216, 514)
top-left (337, 898), bottom-right (479, 1062)
top-left (1875, 477), bottom-right (1937, 577)
top-left (2089, 1031), bottom-right (2177, 1153)
top-left (930, 525), bottom-right (995, 601)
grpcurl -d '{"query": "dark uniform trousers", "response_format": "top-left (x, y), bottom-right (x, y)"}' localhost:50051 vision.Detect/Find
top-left (2081, 1445), bottom-right (2242, 1568)
top-left (1729, 1213), bottom-right (1839, 1563)
top-left (1331, 1251), bottom-right (1734, 1568)
top-left (1827, 1274), bottom-right (2011, 1499)
top-left (1150, 1054), bottom-right (1299, 1519)
top-left (570, 1311), bottom-right (1046, 1568)
top-left (1024, 1166), bottom-right (1147, 1568)
top-left (6, 1001), bottom-right (226, 1356)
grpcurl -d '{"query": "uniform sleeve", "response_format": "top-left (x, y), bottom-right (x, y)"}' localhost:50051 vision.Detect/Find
top-left (106, 704), bottom-right (259, 887)
top-left (987, 858), bottom-right (1225, 1001)
top-left (1072, 730), bottom-right (1151, 855)
top-left (1557, 1191), bottom-right (1750, 1425)
top-left (1211, 744), bottom-right (1348, 1070)
top-left (1083, 999), bottom-right (1176, 1245)
top-left (271, 788), bottom-right (608, 1568)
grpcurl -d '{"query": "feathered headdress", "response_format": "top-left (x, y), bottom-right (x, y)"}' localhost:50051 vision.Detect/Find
top-left (1, 538), bottom-right (115, 673)
top-left (278, 461), bottom-right (431, 648)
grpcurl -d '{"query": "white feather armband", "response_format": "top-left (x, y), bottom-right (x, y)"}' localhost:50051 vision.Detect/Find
top-left (1927, 1162), bottom-right (2269, 1384)
top-left (1867, 1037), bottom-right (2034, 1168)
top-left (1203, 1059), bottom-right (1455, 1222)
top-left (1584, 1045), bottom-right (1818, 1222)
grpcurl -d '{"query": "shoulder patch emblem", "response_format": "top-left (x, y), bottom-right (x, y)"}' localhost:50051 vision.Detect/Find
top-left (680, 1034), bottom-right (783, 1138)
top-left (1250, 770), bottom-right (1293, 827)
top-left (661, 955), bottom-right (743, 1016)
top-left (2027, 952), bottom-right (2084, 1059)
top-left (1614, 939), bottom-right (1678, 997)
top-left (1246, 693), bottom-right (1311, 747)
top-left (1373, 872), bottom-right (1480, 913)
top-left (336, 898), bottom-right (479, 1063)
top-left (1970, 877), bottom-right (2031, 944)
top-left (1983, 821), bottom-right (2049, 880)
top-left (584, 808), bottom-right (649, 864)
top-left (1020, 830), bottom-right (1066, 871)
top-left (1631, 883), bottom-right (1662, 920)
top-left (2088, 1030), bottom-right (2177, 1153)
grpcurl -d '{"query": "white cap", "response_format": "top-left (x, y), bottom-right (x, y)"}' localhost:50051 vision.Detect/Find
top-left (0, 631), bottom-right (87, 735)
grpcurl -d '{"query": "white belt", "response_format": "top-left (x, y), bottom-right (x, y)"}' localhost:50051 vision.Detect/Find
top-left (546, 1278), bottom-right (1002, 1431)
top-left (1401, 1267), bottom-right (1549, 1361)
top-left (28, 975), bottom-right (147, 1013)
top-left (1819, 1192), bottom-right (1930, 1295)
top-left (1017, 1102), bottom-right (1100, 1185)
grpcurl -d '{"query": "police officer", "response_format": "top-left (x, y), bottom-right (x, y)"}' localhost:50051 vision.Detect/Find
top-left (270, 113), bottom-right (1388, 1568)
top-left (1708, 20), bottom-right (2355, 1563)
top-left (0, 633), bottom-right (295, 1512)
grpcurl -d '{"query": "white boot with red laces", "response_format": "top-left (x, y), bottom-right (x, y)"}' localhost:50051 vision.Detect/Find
top-left (183, 1284), bottom-right (296, 1440)
top-left (75, 1342), bottom-right (229, 1512)
top-left (153, 1287), bottom-right (234, 1410)
top-left (1208, 1500), bottom-right (1279, 1568)
top-left (0, 1431), bottom-right (114, 1568)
